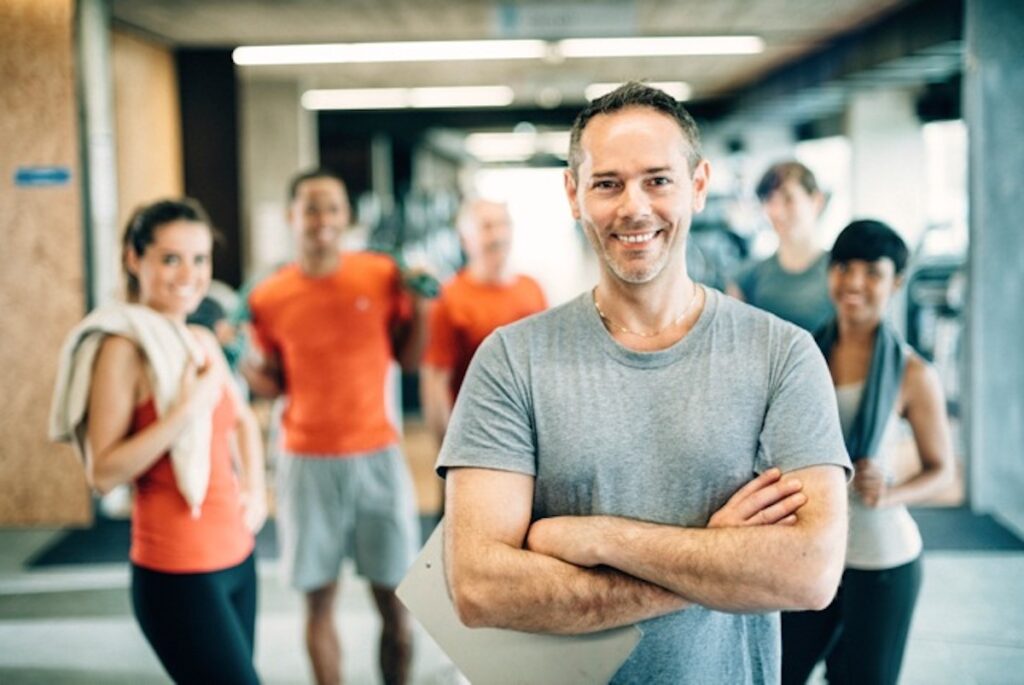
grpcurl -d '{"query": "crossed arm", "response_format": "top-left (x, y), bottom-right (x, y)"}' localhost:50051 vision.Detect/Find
top-left (444, 463), bottom-right (846, 634)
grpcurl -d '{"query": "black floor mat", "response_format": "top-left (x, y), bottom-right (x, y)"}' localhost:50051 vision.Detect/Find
top-left (27, 514), bottom-right (445, 568)
top-left (26, 516), bottom-right (279, 567)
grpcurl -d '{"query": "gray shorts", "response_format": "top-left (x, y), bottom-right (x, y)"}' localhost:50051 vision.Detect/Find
top-left (275, 446), bottom-right (419, 592)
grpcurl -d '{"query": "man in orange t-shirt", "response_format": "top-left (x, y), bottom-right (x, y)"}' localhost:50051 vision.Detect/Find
top-left (420, 198), bottom-right (547, 448)
top-left (244, 169), bottom-right (429, 685)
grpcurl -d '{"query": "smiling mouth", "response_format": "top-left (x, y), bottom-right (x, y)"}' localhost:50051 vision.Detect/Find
top-left (614, 229), bottom-right (663, 245)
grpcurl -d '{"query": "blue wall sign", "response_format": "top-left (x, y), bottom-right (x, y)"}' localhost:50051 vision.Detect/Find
top-left (14, 166), bottom-right (72, 187)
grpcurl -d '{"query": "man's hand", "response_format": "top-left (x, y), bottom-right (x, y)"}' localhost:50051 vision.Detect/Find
top-left (401, 265), bottom-right (441, 299)
top-left (708, 468), bottom-right (806, 528)
top-left (852, 458), bottom-right (887, 508)
top-left (527, 468), bottom-right (808, 568)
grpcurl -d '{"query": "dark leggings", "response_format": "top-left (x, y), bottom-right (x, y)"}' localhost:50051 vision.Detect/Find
top-left (132, 553), bottom-right (260, 684)
top-left (781, 557), bottom-right (922, 685)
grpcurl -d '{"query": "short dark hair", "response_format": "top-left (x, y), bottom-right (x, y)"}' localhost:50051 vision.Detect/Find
top-left (122, 198), bottom-right (214, 298)
top-left (567, 81), bottom-right (702, 176)
top-left (755, 160), bottom-right (820, 202)
top-left (288, 168), bottom-right (347, 203)
top-left (830, 219), bottom-right (910, 275)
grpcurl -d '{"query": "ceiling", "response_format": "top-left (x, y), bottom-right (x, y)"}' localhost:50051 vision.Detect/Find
top-left (112, 0), bottom-right (919, 106)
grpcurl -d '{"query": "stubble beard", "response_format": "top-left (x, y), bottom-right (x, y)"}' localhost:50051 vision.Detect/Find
top-left (585, 222), bottom-right (683, 286)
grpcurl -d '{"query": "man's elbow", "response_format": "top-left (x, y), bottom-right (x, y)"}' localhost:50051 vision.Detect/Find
top-left (447, 567), bottom-right (496, 628)
top-left (789, 525), bottom-right (846, 610)
top-left (796, 563), bottom-right (842, 610)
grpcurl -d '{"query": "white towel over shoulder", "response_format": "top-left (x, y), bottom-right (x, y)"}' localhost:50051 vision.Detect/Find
top-left (49, 302), bottom-right (212, 515)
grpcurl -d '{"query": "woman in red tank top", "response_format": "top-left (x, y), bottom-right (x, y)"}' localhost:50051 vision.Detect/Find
top-left (84, 199), bottom-right (266, 684)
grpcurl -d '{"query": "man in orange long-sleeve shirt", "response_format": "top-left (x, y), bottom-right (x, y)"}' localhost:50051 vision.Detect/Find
top-left (244, 169), bottom-right (429, 685)
top-left (420, 198), bottom-right (546, 448)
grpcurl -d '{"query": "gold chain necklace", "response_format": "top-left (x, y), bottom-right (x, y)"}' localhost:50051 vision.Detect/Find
top-left (593, 284), bottom-right (701, 338)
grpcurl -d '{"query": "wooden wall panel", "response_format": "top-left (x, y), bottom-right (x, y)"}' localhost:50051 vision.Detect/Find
top-left (0, 0), bottom-right (91, 525)
top-left (112, 29), bottom-right (184, 232)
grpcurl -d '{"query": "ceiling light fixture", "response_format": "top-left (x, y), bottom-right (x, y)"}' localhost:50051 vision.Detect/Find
top-left (233, 36), bottom-right (763, 67)
top-left (234, 40), bottom-right (548, 66)
top-left (465, 131), bottom-right (571, 163)
top-left (558, 36), bottom-right (764, 58)
top-left (301, 86), bottom-right (515, 110)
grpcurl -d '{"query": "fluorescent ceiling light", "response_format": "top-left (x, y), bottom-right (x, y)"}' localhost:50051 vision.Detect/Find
top-left (302, 86), bottom-right (515, 110)
top-left (234, 40), bottom-right (548, 65)
top-left (465, 131), bottom-right (570, 163)
top-left (410, 86), bottom-right (514, 108)
top-left (558, 36), bottom-right (764, 58)
top-left (585, 81), bottom-right (691, 101)
top-left (234, 36), bottom-right (763, 66)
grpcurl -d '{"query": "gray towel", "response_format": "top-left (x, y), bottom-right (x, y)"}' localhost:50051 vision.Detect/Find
top-left (815, 319), bottom-right (906, 460)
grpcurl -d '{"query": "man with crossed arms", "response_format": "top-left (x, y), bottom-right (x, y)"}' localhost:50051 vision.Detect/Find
top-left (438, 83), bottom-right (851, 684)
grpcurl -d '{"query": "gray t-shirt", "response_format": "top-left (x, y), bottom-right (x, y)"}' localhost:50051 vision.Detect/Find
top-left (438, 287), bottom-right (850, 685)
top-left (732, 253), bottom-right (834, 333)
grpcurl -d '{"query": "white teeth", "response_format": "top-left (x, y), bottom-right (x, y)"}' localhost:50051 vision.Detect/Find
top-left (617, 231), bottom-right (657, 244)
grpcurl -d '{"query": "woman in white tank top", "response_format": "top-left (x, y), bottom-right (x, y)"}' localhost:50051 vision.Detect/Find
top-left (781, 220), bottom-right (956, 685)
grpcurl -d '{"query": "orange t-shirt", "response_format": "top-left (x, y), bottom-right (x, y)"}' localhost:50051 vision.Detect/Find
top-left (130, 386), bottom-right (254, 573)
top-left (422, 271), bottom-right (546, 397)
top-left (248, 252), bottom-right (412, 455)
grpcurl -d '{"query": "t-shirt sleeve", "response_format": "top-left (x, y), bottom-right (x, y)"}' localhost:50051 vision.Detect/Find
top-left (435, 331), bottom-right (537, 478)
top-left (422, 296), bottom-right (456, 369)
top-left (755, 330), bottom-right (852, 478)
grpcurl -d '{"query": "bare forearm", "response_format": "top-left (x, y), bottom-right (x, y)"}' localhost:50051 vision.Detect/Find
top-left (89, 402), bottom-right (194, 493)
top-left (396, 309), bottom-right (430, 371)
top-left (420, 368), bottom-right (453, 444)
top-left (527, 467), bottom-right (847, 613)
top-left (448, 535), bottom-right (689, 634)
top-left (240, 360), bottom-right (282, 398)
top-left (594, 516), bottom-right (844, 612)
top-left (883, 462), bottom-right (954, 508)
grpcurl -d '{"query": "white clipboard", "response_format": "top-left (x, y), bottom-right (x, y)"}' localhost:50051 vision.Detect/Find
top-left (397, 519), bottom-right (641, 685)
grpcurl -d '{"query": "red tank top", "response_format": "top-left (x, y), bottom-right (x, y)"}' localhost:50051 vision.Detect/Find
top-left (129, 386), bottom-right (254, 573)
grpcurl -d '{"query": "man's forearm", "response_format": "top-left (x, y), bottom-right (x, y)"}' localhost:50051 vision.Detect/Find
top-left (530, 467), bottom-right (847, 613)
top-left (420, 367), bottom-right (453, 445)
top-left (240, 359), bottom-right (283, 398)
top-left (596, 516), bottom-right (844, 612)
top-left (396, 301), bottom-right (430, 371)
top-left (448, 535), bottom-right (689, 634)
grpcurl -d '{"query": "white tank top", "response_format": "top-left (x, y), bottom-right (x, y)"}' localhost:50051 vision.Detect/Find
top-left (836, 382), bottom-right (923, 570)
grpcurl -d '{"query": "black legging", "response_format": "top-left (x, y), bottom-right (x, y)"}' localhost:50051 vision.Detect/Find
top-left (781, 557), bottom-right (922, 685)
top-left (132, 553), bottom-right (260, 684)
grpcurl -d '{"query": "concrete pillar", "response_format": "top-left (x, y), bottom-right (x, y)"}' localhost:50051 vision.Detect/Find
top-left (846, 88), bottom-right (928, 247)
top-left (77, 0), bottom-right (120, 307)
top-left (964, 0), bottom-right (1024, 536)
top-left (239, 78), bottom-right (318, 276)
